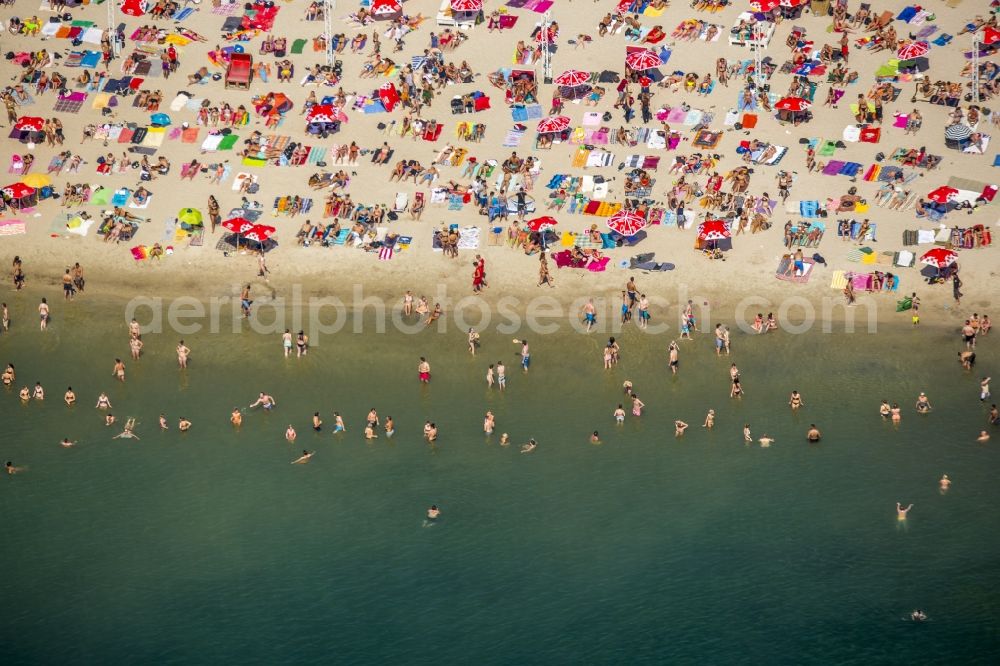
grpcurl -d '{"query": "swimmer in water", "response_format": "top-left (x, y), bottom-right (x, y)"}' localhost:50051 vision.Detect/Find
top-left (789, 390), bottom-right (803, 410)
top-left (249, 392), bottom-right (277, 410)
top-left (915, 392), bottom-right (932, 413)
top-left (96, 392), bottom-right (112, 409)
top-left (675, 420), bottom-right (689, 436)
top-left (384, 416), bottom-right (394, 437)
top-left (614, 404), bottom-right (626, 424)
top-left (18, 386), bottom-right (30, 401)
top-left (32, 382), bottom-right (44, 400)
top-left (910, 610), bottom-right (927, 622)
top-left (418, 357), bottom-right (431, 383)
top-left (105, 414), bottom-right (116, 427)
top-left (64, 387), bottom-right (76, 406)
top-left (334, 412), bottom-right (345, 433)
top-left (977, 430), bottom-right (990, 442)
top-left (623, 380), bottom-right (634, 396)
top-left (60, 438), bottom-right (76, 448)
top-left (484, 411), bottom-right (495, 434)
top-left (231, 409), bottom-right (242, 427)
top-left (759, 435), bottom-right (774, 448)
top-left (743, 424), bottom-right (752, 443)
top-left (285, 425), bottom-right (297, 443)
top-left (426, 423), bottom-right (438, 442)
top-left (521, 438), bottom-right (537, 453)
top-left (159, 414), bottom-right (168, 430)
top-left (807, 424), bottom-right (821, 442)
top-left (6, 461), bottom-right (24, 475)
top-left (890, 403), bottom-right (901, 425)
top-left (312, 412), bottom-right (323, 431)
top-left (939, 475), bottom-right (951, 492)
top-left (896, 502), bottom-right (912, 521)
top-left (112, 358), bottom-right (125, 382)
top-left (499, 432), bottom-right (510, 446)
top-left (427, 505), bottom-right (440, 520)
top-left (113, 418), bottom-right (139, 440)
top-left (590, 431), bottom-right (601, 444)
top-left (703, 409), bottom-right (715, 429)
top-left (292, 450), bottom-right (314, 464)
top-left (178, 417), bottom-right (191, 431)
top-left (364, 423), bottom-right (378, 439)
top-left (879, 400), bottom-right (891, 419)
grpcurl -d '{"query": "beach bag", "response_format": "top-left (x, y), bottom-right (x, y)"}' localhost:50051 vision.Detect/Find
top-left (247, 183), bottom-right (259, 194)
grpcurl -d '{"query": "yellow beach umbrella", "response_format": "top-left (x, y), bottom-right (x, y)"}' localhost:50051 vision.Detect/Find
top-left (21, 173), bottom-right (51, 189)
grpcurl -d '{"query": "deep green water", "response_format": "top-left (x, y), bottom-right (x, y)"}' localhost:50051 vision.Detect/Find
top-left (1, 293), bottom-right (998, 665)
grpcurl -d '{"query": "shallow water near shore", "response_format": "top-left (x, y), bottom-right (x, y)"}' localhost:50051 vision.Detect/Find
top-left (1, 294), bottom-right (998, 664)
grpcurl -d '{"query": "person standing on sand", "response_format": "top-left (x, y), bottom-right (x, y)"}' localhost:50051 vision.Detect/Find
top-left (583, 300), bottom-right (597, 332)
top-left (844, 281), bottom-right (855, 305)
top-left (538, 253), bottom-right (553, 287)
top-left (403, 291), bottom-right (414, 316)
top-left (953, 274), bottom-right (963, 306)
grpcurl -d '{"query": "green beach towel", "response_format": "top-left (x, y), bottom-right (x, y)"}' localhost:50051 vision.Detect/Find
top-left (291, 39), bottom-right (307, 55)
top-left (90, 188), bottom-right (111, 205)
top-left (218, 134), bottom-right (240, 151)
top-left (874, 60), bottom-right (899, 78)
top-left (819, 140), bottom-right (837, 157)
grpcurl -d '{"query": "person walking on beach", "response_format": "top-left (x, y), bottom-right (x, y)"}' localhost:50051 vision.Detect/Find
top-left (241, 285), bottom-right (252, 319)
top-left (176, 340), bottom-right (190, 369)
top-left (583, 299), bottom-right (597, 332)
top-left (38, 298), bottom-right (49, 331)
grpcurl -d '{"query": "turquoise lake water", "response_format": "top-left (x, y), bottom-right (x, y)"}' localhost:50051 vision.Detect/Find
top-left (1, 293), bottom-right (998, 664)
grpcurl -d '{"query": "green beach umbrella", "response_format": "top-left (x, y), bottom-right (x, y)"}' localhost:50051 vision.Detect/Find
top-left (177, 207), bottom-right (203, 227)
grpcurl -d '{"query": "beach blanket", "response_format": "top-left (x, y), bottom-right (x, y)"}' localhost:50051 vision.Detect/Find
top-left (54, 92), bottom-right (87, 113)
top-left (552, 250), bottom-right (610, 272)
top-left (0, 219), bottom-right (26, 236)
top-left (775, 256), bottom-right (815, 283)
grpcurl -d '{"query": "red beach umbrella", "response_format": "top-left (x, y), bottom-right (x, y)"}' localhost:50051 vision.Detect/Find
top-left (243, 224), bottom-right (276, 243)
top-left (919, 248), bottom-right (958, 269)
top-left (625, 49), bottom-right (662, 71)
top-left (221, 217), bottom-right (255, 234)
top-left (2, 182), bottom-right (36, 199)
top-left (697, 220), bottom-right (731, 241)
top-left (525, 216), bottom-right (558, 232)
top-left (775, 97), bottom-right (811, 112)
top-left (607, 210), bottom-right (647, 237)
top-left (983, 26), bottom-right (1000, 46)
top-left (13, 116), bottom-right (45, 131)
top-left (120, 0), bottom-right (146, 17)
top-left (750, 0), bottom-right (780, 11)
top-left (615, 0), bottom-right (633, 12)
top-left (306, 104), bottom-right (337, 123)
top-left (450, 0), bottom-right (483, 10)
top-left (926, 186), bottom-right (958, 204)
top-left (554, 70), bottom-right (591, 87)
top-left (536, 115), bottom-right (571, 133)
top-left (897, 41), bottom-right (930, 59)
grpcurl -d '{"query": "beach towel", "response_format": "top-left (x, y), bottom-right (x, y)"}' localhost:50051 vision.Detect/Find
top-left (0, 220), bottom-right (26, 236)
top-left (829, 270), bottom-right (847, 290)
top-left (291, 39), bottom-right (307, 54)
top-left (142, 127), bottom-right (166, 147)
top-left (822, 160), bottom-right (846, 175)
top-left (775, 256), bottom-right (815, 283)
top-left (181, 127), bottom-right (200, 143)
top-left (53, 92), bottom-right (86, 113)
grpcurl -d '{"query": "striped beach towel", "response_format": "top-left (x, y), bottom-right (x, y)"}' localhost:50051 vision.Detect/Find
top-left (378, 246), bottom-right (394, 261)
top-left (0, 220), bottom-right (26, 236)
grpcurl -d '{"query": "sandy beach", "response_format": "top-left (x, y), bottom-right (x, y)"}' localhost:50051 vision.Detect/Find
top-left (0, 0), bottom-right (996, 328)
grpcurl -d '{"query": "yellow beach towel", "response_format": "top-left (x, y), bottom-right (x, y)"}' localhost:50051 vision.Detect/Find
top-left (830, 270), bottom-right (847, 290)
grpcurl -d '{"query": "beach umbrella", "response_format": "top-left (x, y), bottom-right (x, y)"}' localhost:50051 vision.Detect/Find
top-left (897, 41), bottom-right (929, 60)
top-left (926, 186), bottom-right (958, 204)
top-left (625, 50), bottom-right (662, 71)
top-left (615, 0), bottom-right (635, 12)
top-left (780, 0), bottom-right (808, 7)
top-left (775, 97), bottom-right (811, 112)
top-left (306, 104), bottom-right (337, 123)
top-left (697, 220), bottom-right (731, 241)
top-left (945, 123), bottom-right (972, 141)
top-left (150, 112), bottom-right (171, 127)
top-left (899, 56), bottom-right (930, 73)
top-left (21, 173), bottom-right (50, 189)
top-left (2, 182), bottom-right (36, 199)
top-left (525, 216), bottom-right (558, 232)
top-left (607, 210), bottom-right (647, 237)
top-left (750, 0), bottom-right (780, 11)
top-left (13, 116), bottom-right (44, 132)
top-left (177, 207), bottom-right (203, 227)
top-left (370, 0), bottom-right (402, 20)
top-left (919, 248), bottom-right (957, 269)
top-left (554, 70), bottom-right (591, 87)
top-left (221, 217), bottom-right (254, 234)
top-left (449, 0), bottom-right (482, 10)
top-left (536, 115), bottom-right (571, 134)
top-left (983, 26), bottom-right (1000, 46)
top-left (120, 0), bottom-right (146, 17)
top-left (243, 224), bottom-right (276, 243)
